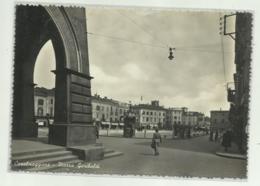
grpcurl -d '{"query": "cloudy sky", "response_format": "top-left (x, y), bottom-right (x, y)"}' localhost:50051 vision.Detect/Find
top-left (34, 7), bottom-right (236, 116)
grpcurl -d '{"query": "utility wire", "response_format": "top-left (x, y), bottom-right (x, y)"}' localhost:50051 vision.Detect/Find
top-left (87, 32), bottom-right (167, 49)
top-left (107, 10), bottom-right (235, 56)
top-left (116, 11), bottom-right (231, 52)
top-left (176, 48), bottom-right (232, 54)
top-left (219, 13), bottom-right (227, 83)
top-left (116, 11), bottom-right (169, 48)
top-left (87, 32), bottom-right (233, 54)
top-left (176, 43), bottom-right (221, 49)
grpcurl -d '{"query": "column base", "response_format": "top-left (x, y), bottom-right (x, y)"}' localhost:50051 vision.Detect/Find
top-left (12, 120), bottom-right (38, 138)
top-left (49, 124), bottom-right (96, 147)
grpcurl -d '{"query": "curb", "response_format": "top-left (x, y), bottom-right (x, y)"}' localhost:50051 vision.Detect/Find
top-left (215, 152), bottom-right (247, 160)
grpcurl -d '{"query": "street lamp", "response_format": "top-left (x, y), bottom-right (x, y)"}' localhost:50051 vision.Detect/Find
top-left (168, 47), bottom-right (175, 60)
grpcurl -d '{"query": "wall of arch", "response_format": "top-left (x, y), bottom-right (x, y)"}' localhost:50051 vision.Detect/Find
top-left (13, 6), bottom-right (95, 146)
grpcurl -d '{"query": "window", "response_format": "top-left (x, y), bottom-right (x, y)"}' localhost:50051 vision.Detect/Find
top-left (146, 117), bottom-right (149, 122)
top-left (37, 107), bottom-right (43, 116)
top-left (38, 99), bottom-right (44, 105)
top-left (96, 105), bottom-right (100, 111)
top-left (150, 112), bottom-right (153, 115)
top-left (50, 107), bottom-right (53, 116)
top-left (142, 111), bottom-right (145, 115)
top-left (50, 99), bottom-right (53, 104)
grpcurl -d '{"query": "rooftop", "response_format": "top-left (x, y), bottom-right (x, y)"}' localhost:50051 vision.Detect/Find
top-left (132, 104), bottom-right (166, 111)
top-left (34, 87), bottom-right (55, 97)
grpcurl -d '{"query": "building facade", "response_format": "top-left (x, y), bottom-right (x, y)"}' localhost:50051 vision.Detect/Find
top-left (166, 107), bottom-right (187, 129)
top-left (182, 111), bottom-right (199, 126)
top-left (133, 101), bottom-right (166, 129)
top-left (91, 94), bottom-right (129, 124)
top-left (210, 110), bottom-right (231, 132)
top-left (227, 13), bottom-right (252, 153)
top-left (34, 87), bottom-right (55, 118)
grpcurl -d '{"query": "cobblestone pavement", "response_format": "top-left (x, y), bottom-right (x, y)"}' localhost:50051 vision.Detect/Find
top-left (53, 135), bottom-right (247, 178)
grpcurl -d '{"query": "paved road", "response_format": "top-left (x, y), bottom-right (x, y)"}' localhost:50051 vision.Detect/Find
top-left (100, 129), bottom-right (207, 139)
top-left (54, 135), bottom-right (247, 178)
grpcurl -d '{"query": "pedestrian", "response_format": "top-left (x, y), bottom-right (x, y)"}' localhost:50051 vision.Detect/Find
top-left (95, 124), bottom-right (99, 139)
top-left (152, 128), bottom-right (162, 156)
top-left (214, 130), bottom-right (219, 142)
top-left (209, 130), bottom-right (213, 141)
top-left (221, 130), bottom-right (232, 152)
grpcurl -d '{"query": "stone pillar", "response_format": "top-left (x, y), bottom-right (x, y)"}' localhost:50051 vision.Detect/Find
top-left (12, 46), bottom-right (38, 138)
top-left (49, 68), bottom-right (96, 147)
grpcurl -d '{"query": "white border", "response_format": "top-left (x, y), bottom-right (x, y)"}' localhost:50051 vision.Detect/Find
top-left (0, 0), bottom-right (260, 186)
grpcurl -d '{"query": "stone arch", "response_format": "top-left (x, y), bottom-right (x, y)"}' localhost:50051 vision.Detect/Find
top-left (13, 6), bottom-right (95, 146)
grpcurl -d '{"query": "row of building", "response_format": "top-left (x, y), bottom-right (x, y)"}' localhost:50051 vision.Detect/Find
top-left (34, 88), bottom-right (213, 130)
top-left (132, 101), bottom-right (211, 130)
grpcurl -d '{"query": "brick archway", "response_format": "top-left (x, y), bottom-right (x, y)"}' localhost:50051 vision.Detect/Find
top-left (13, 6), bottom-right (95, 146)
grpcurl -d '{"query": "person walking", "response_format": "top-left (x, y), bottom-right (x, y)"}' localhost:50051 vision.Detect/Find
top-left (209, 130), bottom-right (213, 141)
top-left (152, 128), bottom-right (162, 156)
top-left (95, 123), bottom-right (99, 139)
top-left (221, 130), bottom-right (232, 152)
top-left (214, 130), bottom-right (219, 142)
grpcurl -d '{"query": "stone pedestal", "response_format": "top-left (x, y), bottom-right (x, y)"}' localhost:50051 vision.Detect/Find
top-left (49, 124), bottom-right (96, 146)
top-left (49, 68), bottom-right (95, 147)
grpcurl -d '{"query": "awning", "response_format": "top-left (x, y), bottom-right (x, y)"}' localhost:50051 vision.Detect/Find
top-left (101, 122), bottom-right (110, 125)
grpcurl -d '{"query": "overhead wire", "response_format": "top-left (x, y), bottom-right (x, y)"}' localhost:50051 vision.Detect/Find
top-left (88, 31), bottom-right (234, 54)
top-left (87, 32), bottom-right (167, 49)
top-left (87, 11), bottom-right (234, 55)
top-left (219, 13), bottom-right (227, 83)
top-left (116, 10), bottom-right (170, 48)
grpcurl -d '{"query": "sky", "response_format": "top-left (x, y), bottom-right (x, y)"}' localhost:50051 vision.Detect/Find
top-left (34, 7), bottom-right (236, 116)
